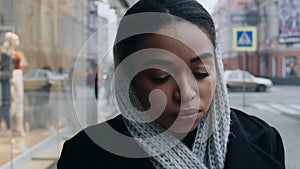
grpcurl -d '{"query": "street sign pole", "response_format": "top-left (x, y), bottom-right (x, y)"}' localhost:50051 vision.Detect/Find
top-left (242, 52), bottom-right (247, 109)
top-left (231, 8), bottom-right (261, 109)
top-left (232, 26), bottom-right (257, 109)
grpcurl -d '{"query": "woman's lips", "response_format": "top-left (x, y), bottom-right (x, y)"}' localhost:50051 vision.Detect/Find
top-left (170, 109), bottom-right (201, 122)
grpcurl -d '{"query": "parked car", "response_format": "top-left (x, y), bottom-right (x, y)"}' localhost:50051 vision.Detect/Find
top-left (224, 70), bottom-right (273, 92)
top-left (23, 69), bottom-right (68, 91)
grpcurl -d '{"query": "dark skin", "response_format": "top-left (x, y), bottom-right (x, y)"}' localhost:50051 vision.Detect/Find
top-left (132, 22), bottom-right (217, 133)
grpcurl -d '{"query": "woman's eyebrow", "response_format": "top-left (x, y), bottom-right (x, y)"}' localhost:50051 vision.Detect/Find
top-left (142, 59), bottom-right (174, 67)
top-left (190, 53), bottom-right (213, 63)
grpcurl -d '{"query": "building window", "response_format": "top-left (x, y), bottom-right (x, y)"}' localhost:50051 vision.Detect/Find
top-left (284, 56), bottom-right (297, 77)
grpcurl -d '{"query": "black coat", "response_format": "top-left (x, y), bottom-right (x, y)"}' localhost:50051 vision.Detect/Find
top-left (57, 108), bottom-right (285, 169)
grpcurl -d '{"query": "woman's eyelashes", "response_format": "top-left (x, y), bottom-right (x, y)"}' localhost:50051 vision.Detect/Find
top-left (151, 71), bottom-right (210, 83)
top-left (193, 72), bottom-right (210, 79)
top-left (151, 74), bottom-right (171, 83)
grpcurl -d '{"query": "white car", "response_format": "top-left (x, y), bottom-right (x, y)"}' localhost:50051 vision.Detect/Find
top-left (224, 70), bottom-right (273, 92)
top-left (23, 69), bottom-right (67, 91)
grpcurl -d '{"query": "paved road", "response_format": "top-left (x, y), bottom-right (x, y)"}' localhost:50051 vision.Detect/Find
top-left (228, 85), bottom-right (300, 169)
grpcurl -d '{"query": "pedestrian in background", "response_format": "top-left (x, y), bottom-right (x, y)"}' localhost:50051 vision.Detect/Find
top-left (58, 0), bottom-right (285, 168)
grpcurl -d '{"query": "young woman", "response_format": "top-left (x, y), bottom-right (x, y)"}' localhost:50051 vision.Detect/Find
top-left (58, 0), bottom-right (285, 168)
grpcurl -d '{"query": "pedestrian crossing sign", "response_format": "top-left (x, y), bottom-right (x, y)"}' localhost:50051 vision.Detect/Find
top-left (233, 26), bottom-right (257, 51)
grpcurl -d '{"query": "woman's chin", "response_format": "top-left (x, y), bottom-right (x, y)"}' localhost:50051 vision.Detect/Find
top-left (163, 114), bottom-right (203, 133)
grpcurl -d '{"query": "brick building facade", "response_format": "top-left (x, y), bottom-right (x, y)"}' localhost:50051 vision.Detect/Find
top-left (213, 0), bottom-right (300, 81)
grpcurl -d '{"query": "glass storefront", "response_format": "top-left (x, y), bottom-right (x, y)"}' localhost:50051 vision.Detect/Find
top-left (0, 56), bottom-right (74, 167)
top-left (0, 1), bottom-right (115, 168)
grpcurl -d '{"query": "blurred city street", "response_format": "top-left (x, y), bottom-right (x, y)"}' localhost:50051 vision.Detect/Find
top-left (0, 0), bottom-right (299, 168)
top-left (228, 85), bottom-right (300, 169)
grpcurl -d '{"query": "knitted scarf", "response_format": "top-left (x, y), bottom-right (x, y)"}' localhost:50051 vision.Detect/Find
top-left (114, 43), bottom-right (230, 169)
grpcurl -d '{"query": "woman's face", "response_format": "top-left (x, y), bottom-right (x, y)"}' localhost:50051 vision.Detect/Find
top-left (132, 22), bottom-right (217, 133)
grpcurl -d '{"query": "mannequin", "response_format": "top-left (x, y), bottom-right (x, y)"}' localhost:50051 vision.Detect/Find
top-left (8, 32), bottom-right (26, 136)
top-left (0, 32), bottom-right (26, 137)
top-left (11, 51), bottom-right (25, 136)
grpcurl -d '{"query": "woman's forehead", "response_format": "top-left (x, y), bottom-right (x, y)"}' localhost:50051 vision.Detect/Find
top-left (140, 22), bottom-right (214, 57)
top-left (134, 24), bottom-right (214, 65)
top-left (129, 48), bottom-right (215, 74)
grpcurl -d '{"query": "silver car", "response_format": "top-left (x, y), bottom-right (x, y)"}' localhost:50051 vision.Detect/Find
top-left (224, 70), bottom-right (273, 92)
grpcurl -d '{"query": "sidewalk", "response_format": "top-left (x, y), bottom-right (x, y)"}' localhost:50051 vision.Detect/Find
top-left (0, 86), bottom-right (116, 169)
top-left (0, 129), bottom-right (52, 166)
top-left (0, 127), bottom-right (71, 169)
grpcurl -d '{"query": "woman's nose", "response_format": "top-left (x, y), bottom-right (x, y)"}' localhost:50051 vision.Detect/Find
top-left (173, 76), bottom-right (197, 102)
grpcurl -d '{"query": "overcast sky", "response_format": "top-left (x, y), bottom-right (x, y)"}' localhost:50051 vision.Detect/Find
top-left (196, 0), bottom-right (217, 14)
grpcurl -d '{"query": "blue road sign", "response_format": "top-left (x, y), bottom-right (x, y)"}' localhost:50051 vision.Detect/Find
top-left (233, 27), bottom-right (257, 51)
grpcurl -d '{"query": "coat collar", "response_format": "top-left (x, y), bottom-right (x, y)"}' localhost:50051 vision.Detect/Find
top-left (224, 110), bottom-right (284, 169)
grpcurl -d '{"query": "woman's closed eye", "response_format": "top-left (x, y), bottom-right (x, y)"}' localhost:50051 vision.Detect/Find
top-left (151, 74), bottom-right (171, 83)
top-left (193, 72), bottom-right (210, 79)
top-left (151, 72), bottom-right (210, 83)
